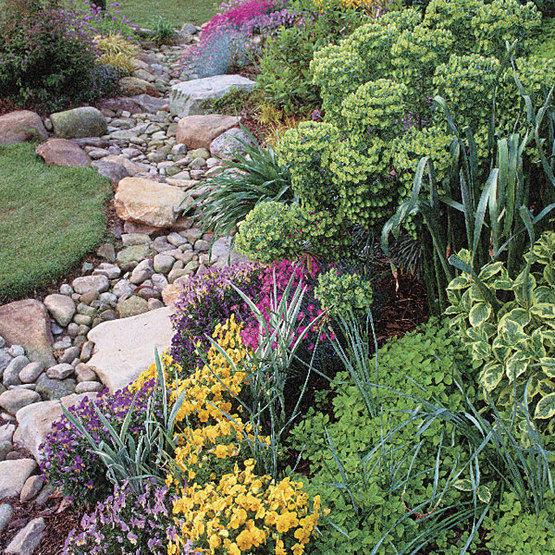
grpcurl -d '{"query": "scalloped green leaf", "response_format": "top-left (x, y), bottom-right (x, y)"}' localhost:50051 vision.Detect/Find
top-left (534, 392), bottom-right (555, 420)
top-left (454, 479), bottom-right (473, 492)
top-left (479, 262), bottom-right (504, 281)
top-left (531, 303), bottom-right (555, 320)
top-left (469, 302), bottom-right (492, 327)
top-left (480, 361), bottom-right (504, 392)
top-left (505, 352), bottom-right (529, 382)
top-left (540, 357), bottom-right (555, 378)
top-left (477, 485), bottom-right (492, 504)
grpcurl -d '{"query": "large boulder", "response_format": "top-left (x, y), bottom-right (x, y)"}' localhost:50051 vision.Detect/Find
top-left (0, 111), bottom-right (48, 144)
top-left (0, 300), bottom-right (54, 367)
top-left (175, 114), bottom-right (240, 150)
top-left (0, 459), bottom-right (37, 501)
top-left (36, 138), bottom-right (91, 167)
top-left (50, 107), bottom-right (107, 139)
top-left (114, 177), bottom-right (190, 228)
top-left (169, 74), bottom-right (256, 117)
top-left (209, 236), bottom-right (249, 268)
top-left (119, 77), bottom-right (161, 98)
top-left (87, 307), bottom-right (174, 392)
top-left (14, 393), bottom-right (96, 461)
top-left (5, 517), bottom-right (46, 554)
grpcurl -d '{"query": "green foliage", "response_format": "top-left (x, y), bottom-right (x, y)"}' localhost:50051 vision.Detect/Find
top-left (530, 17), bottom-right (555, 59)
top-left (0, 9), bottom-right (100, 112)
top-left (257, 0), bottom-right (365, 115)
top-left (149, 15), bottom-right (175, 45)
top-left (189, 128), bottom-right (293, 244)
top-left (483, 490), bottom-right (555, 553)
top-left (446, 232), bottom-right (555, 419)
top-left (289, 319), bottom-right (481, 554)
top-left (235, 201), bottom-right (302, 263)
top-left (472, 0), bottom-right (542, 58)
top-left (261, 0), bottom-right (550, 268)
top-left (314, 268), bottom-right (373, 315)
top-left (0, 143), bottom-right (111, 303)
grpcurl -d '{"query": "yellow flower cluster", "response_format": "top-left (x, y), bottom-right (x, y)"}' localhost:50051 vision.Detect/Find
top-left (168, 459), bottom-right (321, 555)
top-left (132, 317), bottom-right (322, 554)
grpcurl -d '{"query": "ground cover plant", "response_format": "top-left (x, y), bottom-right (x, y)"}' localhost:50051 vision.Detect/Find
top-left (0, 143), bottom-right (111, 302)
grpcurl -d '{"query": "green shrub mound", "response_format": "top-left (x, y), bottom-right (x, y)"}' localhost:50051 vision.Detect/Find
top-left (0, 143), bottom-right (111, 302)
top-left (239, 0), bottom-right (553, 264)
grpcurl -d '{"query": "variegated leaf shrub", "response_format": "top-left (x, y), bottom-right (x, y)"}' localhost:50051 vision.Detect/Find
top-left (446, 231), bottom-right (555, 421)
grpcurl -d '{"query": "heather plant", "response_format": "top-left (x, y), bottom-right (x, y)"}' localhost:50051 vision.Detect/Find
top-left (63, 480), bottom-right (188, 554)
top-left (0, 8), bottom-right (100, 112)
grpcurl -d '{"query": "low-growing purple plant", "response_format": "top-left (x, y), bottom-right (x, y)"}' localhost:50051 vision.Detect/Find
top-left (40, 381), bottom-right (159, 506)
top-left (63, 479), bottom-right (198, 554)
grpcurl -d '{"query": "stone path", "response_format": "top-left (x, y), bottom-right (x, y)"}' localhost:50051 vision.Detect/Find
top-left (0, 26), bottom-right (256, 552)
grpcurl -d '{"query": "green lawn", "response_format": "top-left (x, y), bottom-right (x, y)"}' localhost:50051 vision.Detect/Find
top-left (117, 0), bottom-right (219, 28)
top-left (0, 143), bottom-right (111, 302)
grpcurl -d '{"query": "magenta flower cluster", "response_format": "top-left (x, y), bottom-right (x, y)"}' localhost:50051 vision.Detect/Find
top-left (170, 260), bottom-right (327, 369)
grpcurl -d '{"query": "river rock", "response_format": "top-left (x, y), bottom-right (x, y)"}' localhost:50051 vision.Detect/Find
top-left (50, 107), bottom-right (107, 139)
top-left (175, 114), bottom-right (239, 149)
top-left (114, 177), bottom-right (189, 228)
top-left (35, 138), bottom-right (91, 167)
top-left (43, 294), bottom-right (76, 327)
top-left (0, 389), bottom-right (41, 414)
top-left (169, 74), bottom-right (256, 117)
top-left (0, 300), bottom-right (54, 367)
top-left (5, 517), bottom-right (45, 554)
top-left (0, 459), bottom-right (37, 501)
top-left (119, 76), bottom-right (161, 98)
top-left (210, 127), bottom-right (252, 159)
top-left (14, 394), bottom-right (95, 460)
top-left (71, 275), bottom-right (110, 295)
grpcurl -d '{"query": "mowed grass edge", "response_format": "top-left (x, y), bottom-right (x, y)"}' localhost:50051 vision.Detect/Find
top-left (0, 143), bottom-right (112, 303)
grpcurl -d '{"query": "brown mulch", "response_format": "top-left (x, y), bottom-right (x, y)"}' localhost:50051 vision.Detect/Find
top-left (0, 494), bottom-right (81, 554)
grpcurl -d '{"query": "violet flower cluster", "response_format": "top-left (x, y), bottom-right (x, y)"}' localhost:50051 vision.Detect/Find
top-left (170, 261), bottom-right (265, 368)
top-left (63, 479), bottom-right (198, 554)
top-left (40, 381), bottom-right (159, 506)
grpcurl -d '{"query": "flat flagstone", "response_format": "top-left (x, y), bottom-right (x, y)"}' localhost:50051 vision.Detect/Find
top-left (87, 307), bottom-right (174, 393)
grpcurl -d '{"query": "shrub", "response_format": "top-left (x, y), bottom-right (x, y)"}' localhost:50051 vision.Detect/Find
top-left (149, 15), bottom-right (175, 45)
top-left (0, 8), bottom-right (99, 112)
top-left (257, 0), bottom-right (365, 114)
top-left (74, 0), bottom-right (139, 39)
top-left (314, 267), bottom-right (373, 316)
